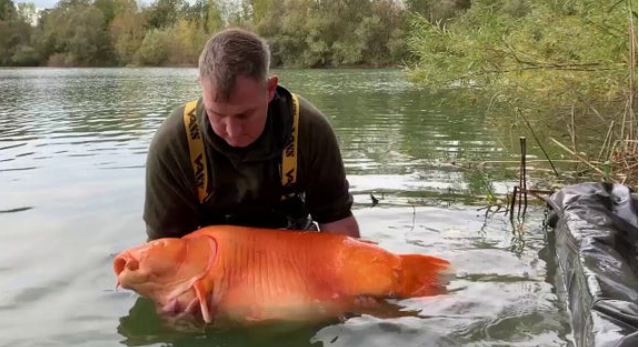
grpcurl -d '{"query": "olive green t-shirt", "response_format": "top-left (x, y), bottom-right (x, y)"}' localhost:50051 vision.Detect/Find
top-left (143, 86), bottom-right (353, 240)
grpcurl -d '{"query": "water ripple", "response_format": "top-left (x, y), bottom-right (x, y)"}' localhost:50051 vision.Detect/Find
top-left (0, 68), bottom-right (571, 347)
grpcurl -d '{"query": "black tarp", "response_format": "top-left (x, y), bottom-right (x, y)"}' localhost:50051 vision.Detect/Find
top-left (546, 182), bottom-right (638, 347)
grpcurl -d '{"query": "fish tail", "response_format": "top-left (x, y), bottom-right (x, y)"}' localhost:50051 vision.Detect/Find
top-left (395, 254), bottom-right (451, 297)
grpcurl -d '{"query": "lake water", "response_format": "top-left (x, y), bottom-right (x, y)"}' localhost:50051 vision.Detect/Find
top-left (0, 68), bottom-right (574, 346)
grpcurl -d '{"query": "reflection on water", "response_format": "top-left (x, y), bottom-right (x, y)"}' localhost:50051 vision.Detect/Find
top-left (117, 293), bottom-right (424, 346)
top-left (279, 69), bottom-right (509, 206)
top-left (0, 68), bottom-right (573, 346)
top-left (118, 297), bottom-right (328, 347)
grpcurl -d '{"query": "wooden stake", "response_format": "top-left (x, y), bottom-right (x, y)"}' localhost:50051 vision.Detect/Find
top-left (510, 186), bottom-right (518, 219)
top-left (520, 137), bottom-right (528, 216)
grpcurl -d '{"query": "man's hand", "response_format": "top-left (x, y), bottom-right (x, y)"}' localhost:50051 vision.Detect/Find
top-left (319, 215), bottom-right (360, 238)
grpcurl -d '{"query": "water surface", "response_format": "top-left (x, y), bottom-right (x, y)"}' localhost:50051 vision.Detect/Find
top-left (0, 68), bottom-right (573, 346)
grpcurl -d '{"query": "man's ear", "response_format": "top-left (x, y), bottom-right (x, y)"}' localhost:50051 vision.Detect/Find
top-left (267, 76), bottom-right (279, 102)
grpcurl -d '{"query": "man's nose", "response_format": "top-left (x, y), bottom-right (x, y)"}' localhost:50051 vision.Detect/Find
top-left (225, 118), bottom-right (243, 138)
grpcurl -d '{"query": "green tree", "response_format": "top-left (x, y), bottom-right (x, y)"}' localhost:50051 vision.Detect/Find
top-left (0, 0), bottom-right (15, 20)
top-left (408, 0), bottom-right (632, 100)
top-left (205, 0), bottom-right (223, 32)
top-left (248, 0), bottom-right (274, 24)
top-left (38, 0), bottom-right (113, 66)
top-left (166, 18), bottom-right (208, 65)
top-left (109, 0), bottom-right (144, 64)
top-left (2, 0), bottom-right (412, 68)
top-left (247, 0), bottom-right (408, 68)
top-left (0, 0), bottom-right (40, 65)
top-left (134, 28), bottom-right (170, 65)
top-left (405, 0), bottom-right (470, 23)
top-left (94, 0), bottom-right (116, 26)
top-left (145, 0), bottom-right (183, 29)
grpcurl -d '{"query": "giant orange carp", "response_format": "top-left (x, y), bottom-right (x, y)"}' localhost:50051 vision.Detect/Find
top-left (113, 225), bottom-right (450, 324)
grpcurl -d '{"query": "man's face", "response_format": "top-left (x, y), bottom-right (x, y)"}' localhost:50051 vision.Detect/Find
top-left (200, 75), bottom-right (278, 148)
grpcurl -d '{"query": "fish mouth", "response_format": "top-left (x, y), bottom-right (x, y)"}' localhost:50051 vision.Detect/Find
top-left (114, 253), bottom-right (138, 275)
top-left (113, 253), bottom-right (146, 287)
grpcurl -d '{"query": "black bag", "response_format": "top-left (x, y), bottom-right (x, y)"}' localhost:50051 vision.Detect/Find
top-left (546, 183), bottom-right (637, 347)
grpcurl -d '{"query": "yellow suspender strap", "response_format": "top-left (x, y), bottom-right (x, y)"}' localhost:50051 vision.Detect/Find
top-left (183, 93), bottom-right (299, 204)
top-left (281, 93), bottom-right (300, 196)
top-left (183, 100), bottom-right (209, 204)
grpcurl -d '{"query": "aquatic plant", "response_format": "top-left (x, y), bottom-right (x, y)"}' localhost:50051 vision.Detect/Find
top-left (408, 0), bottom-right (637, 190)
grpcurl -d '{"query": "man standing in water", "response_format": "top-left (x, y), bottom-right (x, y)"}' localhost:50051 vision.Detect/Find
top-left (143, 28), bottom-right (359, 240)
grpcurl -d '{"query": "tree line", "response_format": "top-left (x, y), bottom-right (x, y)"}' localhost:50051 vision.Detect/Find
top-left (0, 0), bottom-right (470, 67)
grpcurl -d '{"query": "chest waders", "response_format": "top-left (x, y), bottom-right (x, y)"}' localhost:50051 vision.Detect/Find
top-left (182, 94), bottom-right (315, 230)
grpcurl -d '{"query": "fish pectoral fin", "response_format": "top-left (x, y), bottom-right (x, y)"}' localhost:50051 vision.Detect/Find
top-left (192, 280), bottom-right (213, 323)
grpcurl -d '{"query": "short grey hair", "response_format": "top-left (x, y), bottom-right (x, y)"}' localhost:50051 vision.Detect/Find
top-left (198, 28), bottom-right (271, 101)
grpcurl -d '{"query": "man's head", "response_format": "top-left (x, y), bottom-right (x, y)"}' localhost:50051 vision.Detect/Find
top-left (198, 28), bottom-right (278, 148)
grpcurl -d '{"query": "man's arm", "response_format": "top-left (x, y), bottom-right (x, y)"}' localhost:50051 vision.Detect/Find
top-left (144, 107), bottom-right (200, 240)
top-left (296, 95), bottom-right (359, 237)
top-left (319, 215), bottom-right (360, 238)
